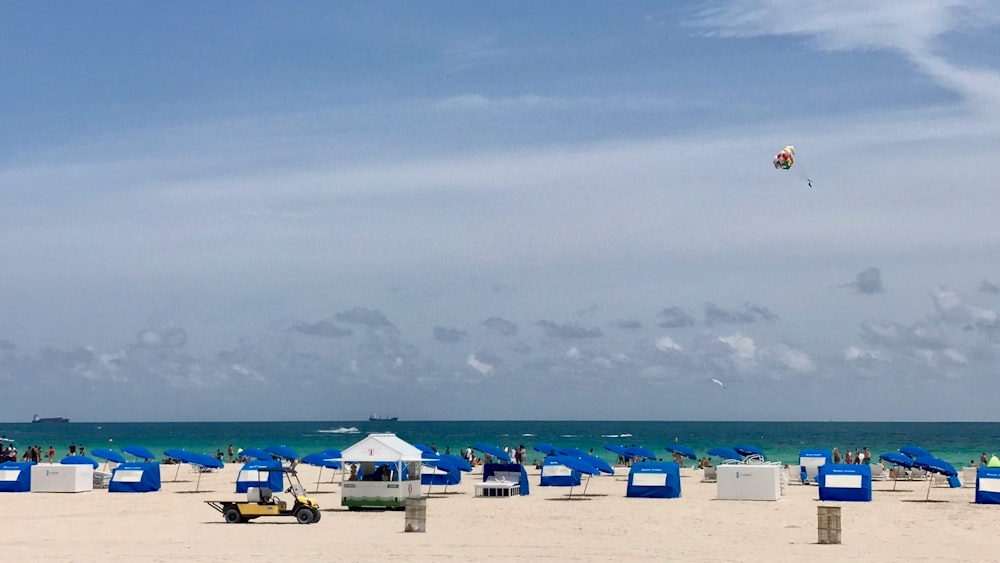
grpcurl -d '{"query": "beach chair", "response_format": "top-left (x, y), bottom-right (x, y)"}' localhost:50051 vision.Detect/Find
top-left (701, 466), bottom-right (717, 483)
top-left (908, 468), bottom-right (926, 480)
top-left (869, 464), bottom-right (885, 481)
top-left (962, 466), bottom-right (978, 486)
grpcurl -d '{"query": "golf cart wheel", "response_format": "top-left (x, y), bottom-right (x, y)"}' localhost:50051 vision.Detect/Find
top-left (224, 507), bottom-right (242, 524)
top-left (294, 507), bottom-right (314, 524)
top-left (311, 508), bottom-right (322, 523)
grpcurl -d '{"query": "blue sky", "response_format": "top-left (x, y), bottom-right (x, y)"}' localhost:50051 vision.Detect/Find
top-left (2, 1), bottom-right (999, 422)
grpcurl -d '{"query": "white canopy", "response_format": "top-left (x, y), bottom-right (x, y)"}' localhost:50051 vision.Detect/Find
top-left (338, 433), bottom-right (424, 463)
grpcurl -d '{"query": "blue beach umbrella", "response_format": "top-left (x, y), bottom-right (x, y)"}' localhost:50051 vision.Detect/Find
top-left (91, 448), bottom-right (126, 464)
top-left (183, 452), bottom-right (223, 492)
top-left (912, 456), bottom-right (957, 501)
top-left (241, 448), bottom-right (275, 461)
top-left (549, 455), bottom-right (600, 497)
top-left (665, 445), bottom-right (697, 460)
top-left (321, 448), bottom-right (342, 460)
top-left (163, 448), bottom-right (193, 482)
top-left (624, 446), bottom-right (658, 461)
top-left (734, 444), bottom-right (766, 459)
top-left (264, 445), bottom-right (299, 461)
top-left (301, 452), bottom-right (341, 490)
top-left (61, 455), bottom-right (99, 469)
top-left (413, 444), bottom-right (437, 455)
top-left (879, 452), bottom-right (916, 491)
top-left (91, 448), bottom-right (125, 472)
top-left (707, 447), bottom-right (742, 461)
top-left (473, 443), bottom-right (511, 462)
top-left (900, 445), bottom-right (932, 459)
top-left (301, 452), bottom-right (341, 469)
top-left (121, 445), bottom-right (156, 461)
top-left (438, 454), bottom-right (472, 473)
top-left (605, 444), bottom-right (630, 461)
top-left (534, 443), bottom-right (560, 456)
top-left (559, 448), bottom-right (614, 475)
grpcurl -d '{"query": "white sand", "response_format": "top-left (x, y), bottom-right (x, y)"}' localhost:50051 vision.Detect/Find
top-left (0, 464), bottom-right (991, 562)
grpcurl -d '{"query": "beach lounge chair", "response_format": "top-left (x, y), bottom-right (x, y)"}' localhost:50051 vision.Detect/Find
top-left (908, 468), bottom-right (926, 480)
top-left (701, 466), bottom-right (717, 483)
top-left (869, 464), bottom-right (885, 481)
top-left (962, 466), bottom-right (978, 486)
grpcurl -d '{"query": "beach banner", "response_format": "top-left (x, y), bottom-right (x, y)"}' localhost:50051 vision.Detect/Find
top-left (975, 467), bottom-right (1000, 504)
top-left (627, 462), bottom-right (681, 499)
top-left (0, 462), bottom-right (34, 493)
top-left (818, 464), bottom-right (871, 502)
top-left (109, 462), bottom-right (161, 493)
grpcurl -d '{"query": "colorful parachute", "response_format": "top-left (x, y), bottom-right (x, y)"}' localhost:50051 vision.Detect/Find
top-left (773, 145), bottom-right (794, 170)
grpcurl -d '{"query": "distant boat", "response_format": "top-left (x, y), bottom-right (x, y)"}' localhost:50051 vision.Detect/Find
top-left (368, 414), bottom-right (398, 422)
top-left (32, 414), bottom-right (69, 423)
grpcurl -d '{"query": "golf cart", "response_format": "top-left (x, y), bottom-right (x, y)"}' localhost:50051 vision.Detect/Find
top-left (205, 467), bottom-right (321, 524)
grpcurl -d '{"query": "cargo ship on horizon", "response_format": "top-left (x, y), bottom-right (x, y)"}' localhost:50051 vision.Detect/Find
top-left (32, 414), bottom-right (70, 423)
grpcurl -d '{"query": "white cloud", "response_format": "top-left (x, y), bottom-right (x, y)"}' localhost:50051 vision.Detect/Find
top-left (466, 354), bottom-right (494, 375)
top-left (771, 344), bottom-right (816, 373)
top-left (718, 333), bottom-right (757, 365)
top-left (695, 1), bottom-right (1000, 110)
top-left (655, 336), bottom-right (683, 352)
top-left (844, 346), bottom-right (884, 362)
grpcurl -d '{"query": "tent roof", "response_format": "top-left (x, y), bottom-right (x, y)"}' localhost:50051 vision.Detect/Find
top-left (339, 433), bottom-right (424, 462)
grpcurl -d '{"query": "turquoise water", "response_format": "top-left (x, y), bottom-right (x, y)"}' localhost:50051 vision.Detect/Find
top-left (3, 420), bottom-right (998, 468)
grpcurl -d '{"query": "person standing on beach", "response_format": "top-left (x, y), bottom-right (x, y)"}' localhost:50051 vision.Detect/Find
top-left (47, 446), bottom-right (54, 463)
top-left (863, 447), bottom-right (871, 464)
top-left (227, 445), bottom-right (234, 463)
top-left (69, 442), bottom-right (76, 456)
top-left (832, 448), bottom-right (841, 464)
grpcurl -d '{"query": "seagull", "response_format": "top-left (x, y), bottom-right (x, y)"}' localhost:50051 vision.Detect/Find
top-left (710, 378), bottom-right (725, 389)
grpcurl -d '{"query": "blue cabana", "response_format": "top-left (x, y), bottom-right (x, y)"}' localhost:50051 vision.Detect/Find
top-left (236, 460), bottom-right (283, 493)
top-left (975, 467), bottom-right (1000, 504)
top-left (0, 462), bottom-right (34, 492)
top-left (540, 456), bottom-right (582, 487)
top-left (799, 449), bottom-right (833, 484)
top-left (421, 465), bottom-right (461, 487)
top-left (109, 462), bottom-right (161, 493)
top-left (482, 463), bottom-right (530, 496)
top-left (626, 462), bottom-right (681, 499)
top-left (818, 464), bottom-right (872, 502)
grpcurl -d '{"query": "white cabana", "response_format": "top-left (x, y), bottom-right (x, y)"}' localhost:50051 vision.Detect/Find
top-left (338, 433), bottom-right (424, 509)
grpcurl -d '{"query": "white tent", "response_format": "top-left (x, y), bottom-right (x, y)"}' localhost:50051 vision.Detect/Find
top-left (338, 433), bottom-right (424, 509)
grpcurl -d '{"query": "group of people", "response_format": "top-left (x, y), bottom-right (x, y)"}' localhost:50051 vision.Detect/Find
top-left (832, 447), bottom-right (872, 464)
top-left (0, 443), bottom-right (83, 464)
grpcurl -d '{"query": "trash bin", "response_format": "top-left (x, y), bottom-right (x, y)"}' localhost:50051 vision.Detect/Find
top-left (404, 496), bottom-right (426, 532)
top-left (817, 506), bottom-right (841, 544)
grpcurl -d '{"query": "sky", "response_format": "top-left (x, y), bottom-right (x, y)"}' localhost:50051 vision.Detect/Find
top-left (2, 1), bottom-right (1000, 422)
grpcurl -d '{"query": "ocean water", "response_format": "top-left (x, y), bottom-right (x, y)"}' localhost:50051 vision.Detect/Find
top-left (2, 420), bottom-right (998, 468)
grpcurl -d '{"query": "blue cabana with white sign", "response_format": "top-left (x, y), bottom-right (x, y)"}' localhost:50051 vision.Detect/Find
top-left (236, 459), bottom-right (283, 493)
top-left (975, 467), bottom-right (1000, 504)
top-left (539, 456), bottom-right (582, 487)
top-left (799, 449), bottom-right (833, 484)
top-left (818, 464), bottom-right (872, 502)
top-left (109, 462), bottom-right (161, 493)
top-left (0, 462), bottom-right (34, 492)
top-left (626, 462), bottom-right (681, 499)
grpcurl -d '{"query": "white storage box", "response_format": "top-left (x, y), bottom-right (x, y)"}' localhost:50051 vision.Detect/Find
top-left (716, 464), bottom-right (782, 501)
top-left (31, 464), bottom-right (94, 493)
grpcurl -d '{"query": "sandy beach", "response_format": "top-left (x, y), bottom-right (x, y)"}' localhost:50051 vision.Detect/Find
top-left (0, 462), bottom-right (993, 562)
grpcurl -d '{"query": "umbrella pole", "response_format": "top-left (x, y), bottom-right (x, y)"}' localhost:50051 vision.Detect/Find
top-left (926, 476), bottom-right (932, 501)
top-left (195, 468), bottom-right (203, 493)
top-left (315, 467), bottom-right (323, 492)
top-left (174, 463), bottom-right (181, 482)
top-left (583, 474), bottom-right (591, 495)
top-left (892, 469), bottom-right (899, 491)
